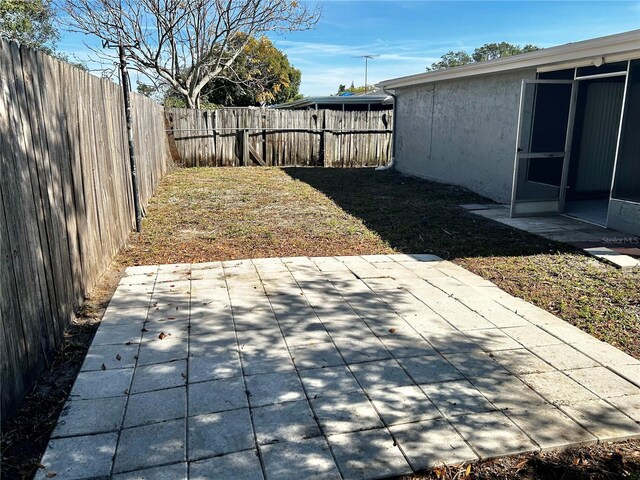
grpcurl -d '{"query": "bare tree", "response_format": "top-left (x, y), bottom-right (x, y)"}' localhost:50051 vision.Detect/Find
top-left (59, 0), bottom-right (319, 108)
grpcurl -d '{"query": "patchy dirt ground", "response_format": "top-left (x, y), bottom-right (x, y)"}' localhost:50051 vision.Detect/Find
top-left (3, 166), bottom-right (639, 480)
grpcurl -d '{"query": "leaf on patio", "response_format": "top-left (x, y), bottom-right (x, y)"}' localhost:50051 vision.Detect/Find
top-left (116, 354), bottom-right (122, 361)
top-left (100, 364), bottom-right (106, 371)
top-left (159, 332), bottom-right (171, 340)
top-left (46, 472), bottom-right (57, 478)
top-left (388, 328), bottom-right (397, 333)
top-left (141, 328), bottom-right (148, 332)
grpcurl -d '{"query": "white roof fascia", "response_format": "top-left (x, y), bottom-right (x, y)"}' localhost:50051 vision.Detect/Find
top-left (378, 30), bottom-right (640, 90)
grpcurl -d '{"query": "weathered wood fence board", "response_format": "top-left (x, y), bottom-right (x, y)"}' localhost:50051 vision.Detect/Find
top-left (165, 107), bottom-right (393, 168)
top-left (0, 38), bottom-right (169, 423)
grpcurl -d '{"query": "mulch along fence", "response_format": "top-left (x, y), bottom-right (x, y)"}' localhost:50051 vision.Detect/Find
top-left (165, 107), bottom-right (393, 168)
top-left (0, 38), bottom-right (169, 423)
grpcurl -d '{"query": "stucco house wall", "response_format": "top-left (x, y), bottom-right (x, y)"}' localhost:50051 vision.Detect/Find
top-left (393, 68), bottom-right (537, 203)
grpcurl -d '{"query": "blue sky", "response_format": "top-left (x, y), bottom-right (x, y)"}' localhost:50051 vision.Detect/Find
top-left (57, 1), bottom-right (640, 97)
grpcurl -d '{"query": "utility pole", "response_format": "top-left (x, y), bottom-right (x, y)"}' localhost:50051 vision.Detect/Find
top-left (353, 54), bottom-right (379, 93)
top-left (104, 40), bottom-right (142, 233)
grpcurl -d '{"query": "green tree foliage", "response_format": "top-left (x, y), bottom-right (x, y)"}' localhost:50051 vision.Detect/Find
top-left (472, 42), bottom-right (539, 62)
top-left (427, 50), bottom-right (472, 71)
top-left (199, 35), bottom-right (301, 107)
top-left (0, 0), bottom-right (58, 53)
top-left (427, 42), bottom-right (540, 71)
top-left (335, 81), bottom-right (367, 95)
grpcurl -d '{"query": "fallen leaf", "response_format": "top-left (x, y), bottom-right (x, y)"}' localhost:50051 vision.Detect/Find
top-left (388, 328), bottom-right (397, 333)
top-left (115, 354), bottom-right (122, 361)
top-left (124, 389), bottom-right (129, 395)
top-left (141, 328), bottom-right (148, 332)
top-left (168, 317), bottom-right (176, 320)
top-left (100, 363), bottom-right (106, 371)
top-left (181, 372), bottom-right (188, 380)
top-left (159, 332), bottom-right (172, 340)
top-left (46, 472), bottom-right (57, 478)
top-left (465, 463), bottom-right (472, 476)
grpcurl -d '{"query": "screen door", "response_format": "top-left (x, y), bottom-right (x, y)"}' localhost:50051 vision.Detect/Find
top-left (510, 79), bottom-right (577, 216)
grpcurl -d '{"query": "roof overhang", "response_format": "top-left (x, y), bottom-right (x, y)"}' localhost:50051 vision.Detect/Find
top-left (378, 30), bottom-right (640, 90)
top-left (272, 94), bottom-right (393, 109)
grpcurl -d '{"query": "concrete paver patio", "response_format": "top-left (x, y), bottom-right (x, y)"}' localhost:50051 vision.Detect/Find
top-left (37, 255), bottom-right (640, 479)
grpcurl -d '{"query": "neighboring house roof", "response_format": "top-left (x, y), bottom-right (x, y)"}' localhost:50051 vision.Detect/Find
top-left (271, 90), bottom-right (393, 109)
top-left (378, 29), bottom-right (640, 90)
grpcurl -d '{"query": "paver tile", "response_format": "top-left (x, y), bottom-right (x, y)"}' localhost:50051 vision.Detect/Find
top-left (611, 364), bottom-right (640, 387)
top-left (137, 337), bottom-right (189, 366)
top-left (349, 359), bottom-right (414, 391)
top-left (451, 411), bottom-right (538, 459)
top-left (253, 399), bottom-right (320, 444)
top-left (299, 365), bottom-right (361, 398)
top-left (245, 371), bottom-right (305, 407)
top-left (502, 325), bottom-right (563, 348)
top-left (571, 338), bottom-right (640, 367)
top-left (368, 385), bottom-right (442, 426)
top-left (520, 371), bottom-right (601, 406)
top-left (80, 343), bottom-right (139, 371)
top-left (471, 375), bottom-right (548, 411)
top-left (530, 343), bottom-right (600, 371)
top-left (328, 428), bottom-right (412, 479)
top-left (92, 322), bottom-right (144, 346)
top-left (397, 355), bottom-right (464, 384)
top-left (420, 330), bottom-right (479, 353)
top-left (52, 396), bottom-right (126, 438)
top-left (391, 418), bottom-right (478, 470)
top-left (608, 394), bottom-right (640, 422)
top-left (489, 348), bottom-right (555, 375)
top-left (190, 451), bottom-right (263, 480)
top-left (421, 380), bottom-right (496, 417)
top-left (560, 400), bottom-right (640, 442)
top-left (239, 347), bottom-right (295, 375)
top-left (114, 418), bottom-right (185, 473)
top-left (189, 377), bottom-right (247, 416)
top-left (506, 405), bottom-right (596, 450)
top-left (290, 342), bottom-right (345, 370)
top-left (69, 368), bottom-right (134, 400)
top-left (333, 337), bottom-right (393, 364)
top-left (566, 367), bottom-right (640, 399)
top-left (442, 351), bottom-right (510, 379)
top-left (113, 462), bottom-right (188, 480)
top-left (188, 352), bottom-right (242, 383)
top-left (123, 387), bottom-right (186, 428)
top-left (36, 432), bottom-right (118, 480)
top-left (311, 390), bottom-right (383, 435)
top-left (465, 328), bottom-right (523, 352)
top-left (261, 437), bottom-right (340, 480)
top-left (188, 408), bottom-right (254, 460)
top-left (130, 360), bottom-right (187, 394)
top-left (378, 334), bottom-right (438, 358)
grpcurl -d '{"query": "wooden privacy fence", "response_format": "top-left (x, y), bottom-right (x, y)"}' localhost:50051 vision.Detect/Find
top-left (0, 38), bottom-right (169, 423)
top-left (165, 107), bottom-right (393, 168)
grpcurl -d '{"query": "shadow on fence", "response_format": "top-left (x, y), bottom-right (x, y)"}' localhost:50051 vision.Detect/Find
top-left (0, 38), bottom-right (169, 424)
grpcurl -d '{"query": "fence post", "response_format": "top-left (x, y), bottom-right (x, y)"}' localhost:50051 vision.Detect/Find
top-left (241, 129), bottom-right (249, 166)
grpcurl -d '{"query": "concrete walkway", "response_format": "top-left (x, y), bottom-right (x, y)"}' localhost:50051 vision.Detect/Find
top-left (463, 204), bottom-right (640, 269)
top-left (37, 255), bottom-right (640, 479)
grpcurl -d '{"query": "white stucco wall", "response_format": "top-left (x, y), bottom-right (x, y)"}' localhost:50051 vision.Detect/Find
top-left (393, 68), bottom-right (537, 203)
